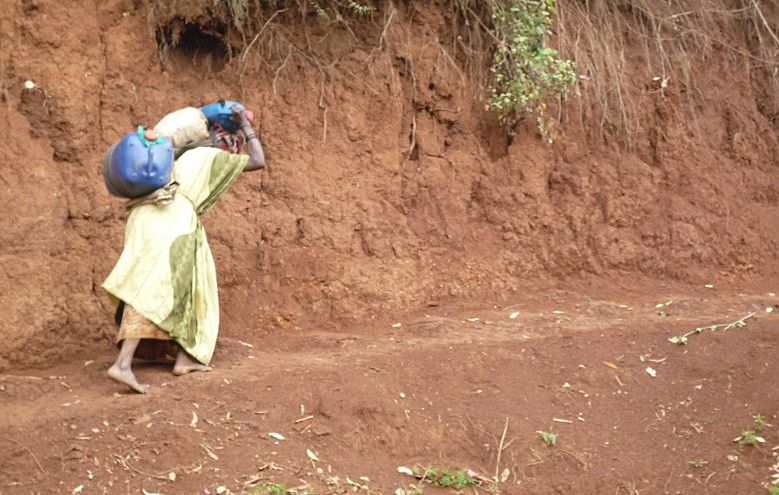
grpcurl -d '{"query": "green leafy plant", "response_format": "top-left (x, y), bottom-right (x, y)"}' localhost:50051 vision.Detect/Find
top-left (266, 485), bottom-right (287, 495)
top-left (538, 430), bottom-right (558, 446)
top-left (306, 0), bottom-right (372, 20)
top-left (487, 0), bottom-right (576, 140)
top-left (412, 464), bottom-right (479, 490)
top-left (767, 485), bottom-right (779, 495)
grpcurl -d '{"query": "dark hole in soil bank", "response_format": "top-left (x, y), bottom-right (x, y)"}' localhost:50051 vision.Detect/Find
top-left (157, 20), bottom-right (230, 72)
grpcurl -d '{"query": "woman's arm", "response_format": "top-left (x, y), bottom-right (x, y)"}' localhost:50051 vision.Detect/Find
top-left (231, 106), bottom-right (266, 172)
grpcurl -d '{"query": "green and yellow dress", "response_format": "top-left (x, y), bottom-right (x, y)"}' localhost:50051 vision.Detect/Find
top-left (103, 147), bottom-right (248, 365)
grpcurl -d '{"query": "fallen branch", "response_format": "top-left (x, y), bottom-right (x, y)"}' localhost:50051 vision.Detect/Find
top-left (668, 312), bottom-right (757, 345)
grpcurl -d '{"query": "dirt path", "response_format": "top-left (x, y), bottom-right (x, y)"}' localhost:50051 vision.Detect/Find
top-left (2, 280), bottom-right (777, 495)
top-left (2, 1), bottom-right (778, 493)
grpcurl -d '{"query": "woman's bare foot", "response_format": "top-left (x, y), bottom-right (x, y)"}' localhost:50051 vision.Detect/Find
top-left (107, 363), bottom-right (149, 394)
top-left (172, 350), bottom-right (212, 376)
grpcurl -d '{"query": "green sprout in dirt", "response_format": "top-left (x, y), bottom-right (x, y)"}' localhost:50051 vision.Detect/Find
top-left (767, 486), bottom-right (779, 495)
top-left (688, 459), bottom-right (708, 468)
top-left (487, 0), bottom-right (576, 140)
top-left (537, 430), bottom-right (558, 446)
top-left (668, 312), bottom-right (756, 345)
top-left (265, 485), bottom-right (287, 495)
top-left (735, 429), bottom-right (765, 447)
top-left (412, 464), bottom-right (479, 490)
top-left (753, 414), bottom-right (770, 432)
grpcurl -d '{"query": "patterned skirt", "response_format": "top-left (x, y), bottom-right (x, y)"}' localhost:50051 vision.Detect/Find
top-left (117, 304), bottom-right (177, 360)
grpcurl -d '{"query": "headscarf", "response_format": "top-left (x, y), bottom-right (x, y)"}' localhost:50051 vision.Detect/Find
top-left (210, 123), bottom-right (244, 154)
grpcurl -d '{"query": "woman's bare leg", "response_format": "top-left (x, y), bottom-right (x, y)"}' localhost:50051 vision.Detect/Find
top-left (107, 338), bottom-right (149, 394)
top-left (172, 348), bottom-right (212, 376)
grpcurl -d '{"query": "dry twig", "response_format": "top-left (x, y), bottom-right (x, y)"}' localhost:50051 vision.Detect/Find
top-left (8, 438), bottom-right (44, 473)
top-left (752, 0), bottom-right (779, 47)
top-left (494, 417), bottom-right (509, 482)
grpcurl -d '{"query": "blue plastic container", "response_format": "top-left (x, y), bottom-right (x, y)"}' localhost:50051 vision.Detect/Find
top-left (199, 100), bottom-right (245, 133)
top-left (104, 129), bottom-right (174, 199)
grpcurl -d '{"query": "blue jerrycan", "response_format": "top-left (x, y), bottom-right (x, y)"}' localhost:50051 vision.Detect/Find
top-left (104, 127), bottom-right (174, 199)
top-left (199, 100), bottom-right (247, 133)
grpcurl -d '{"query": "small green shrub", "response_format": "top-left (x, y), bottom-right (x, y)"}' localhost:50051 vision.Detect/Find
top-left (487, 0), bottom-right (576, 139)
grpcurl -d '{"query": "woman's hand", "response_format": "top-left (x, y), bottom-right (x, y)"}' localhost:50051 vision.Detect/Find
top-left (230, 105), bottom-right (266, 172)
top-left (230, 105), bottom-right (253, 129)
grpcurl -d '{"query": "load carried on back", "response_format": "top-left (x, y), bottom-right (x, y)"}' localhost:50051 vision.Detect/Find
top-left (103, 100), bottom-right (254, 199)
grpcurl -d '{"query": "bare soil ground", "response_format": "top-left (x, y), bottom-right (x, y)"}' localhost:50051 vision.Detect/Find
top-left (1, 1), bottom-right (779, 494)
top-left (2, 278), bottom-right (778, 494)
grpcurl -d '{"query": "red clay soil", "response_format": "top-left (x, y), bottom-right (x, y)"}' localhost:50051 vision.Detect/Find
top-left (1, 1), bottom-right (778, 494)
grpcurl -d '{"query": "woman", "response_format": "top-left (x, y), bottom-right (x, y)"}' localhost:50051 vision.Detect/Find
top-left (103, 106), bottom-right (265, 393)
